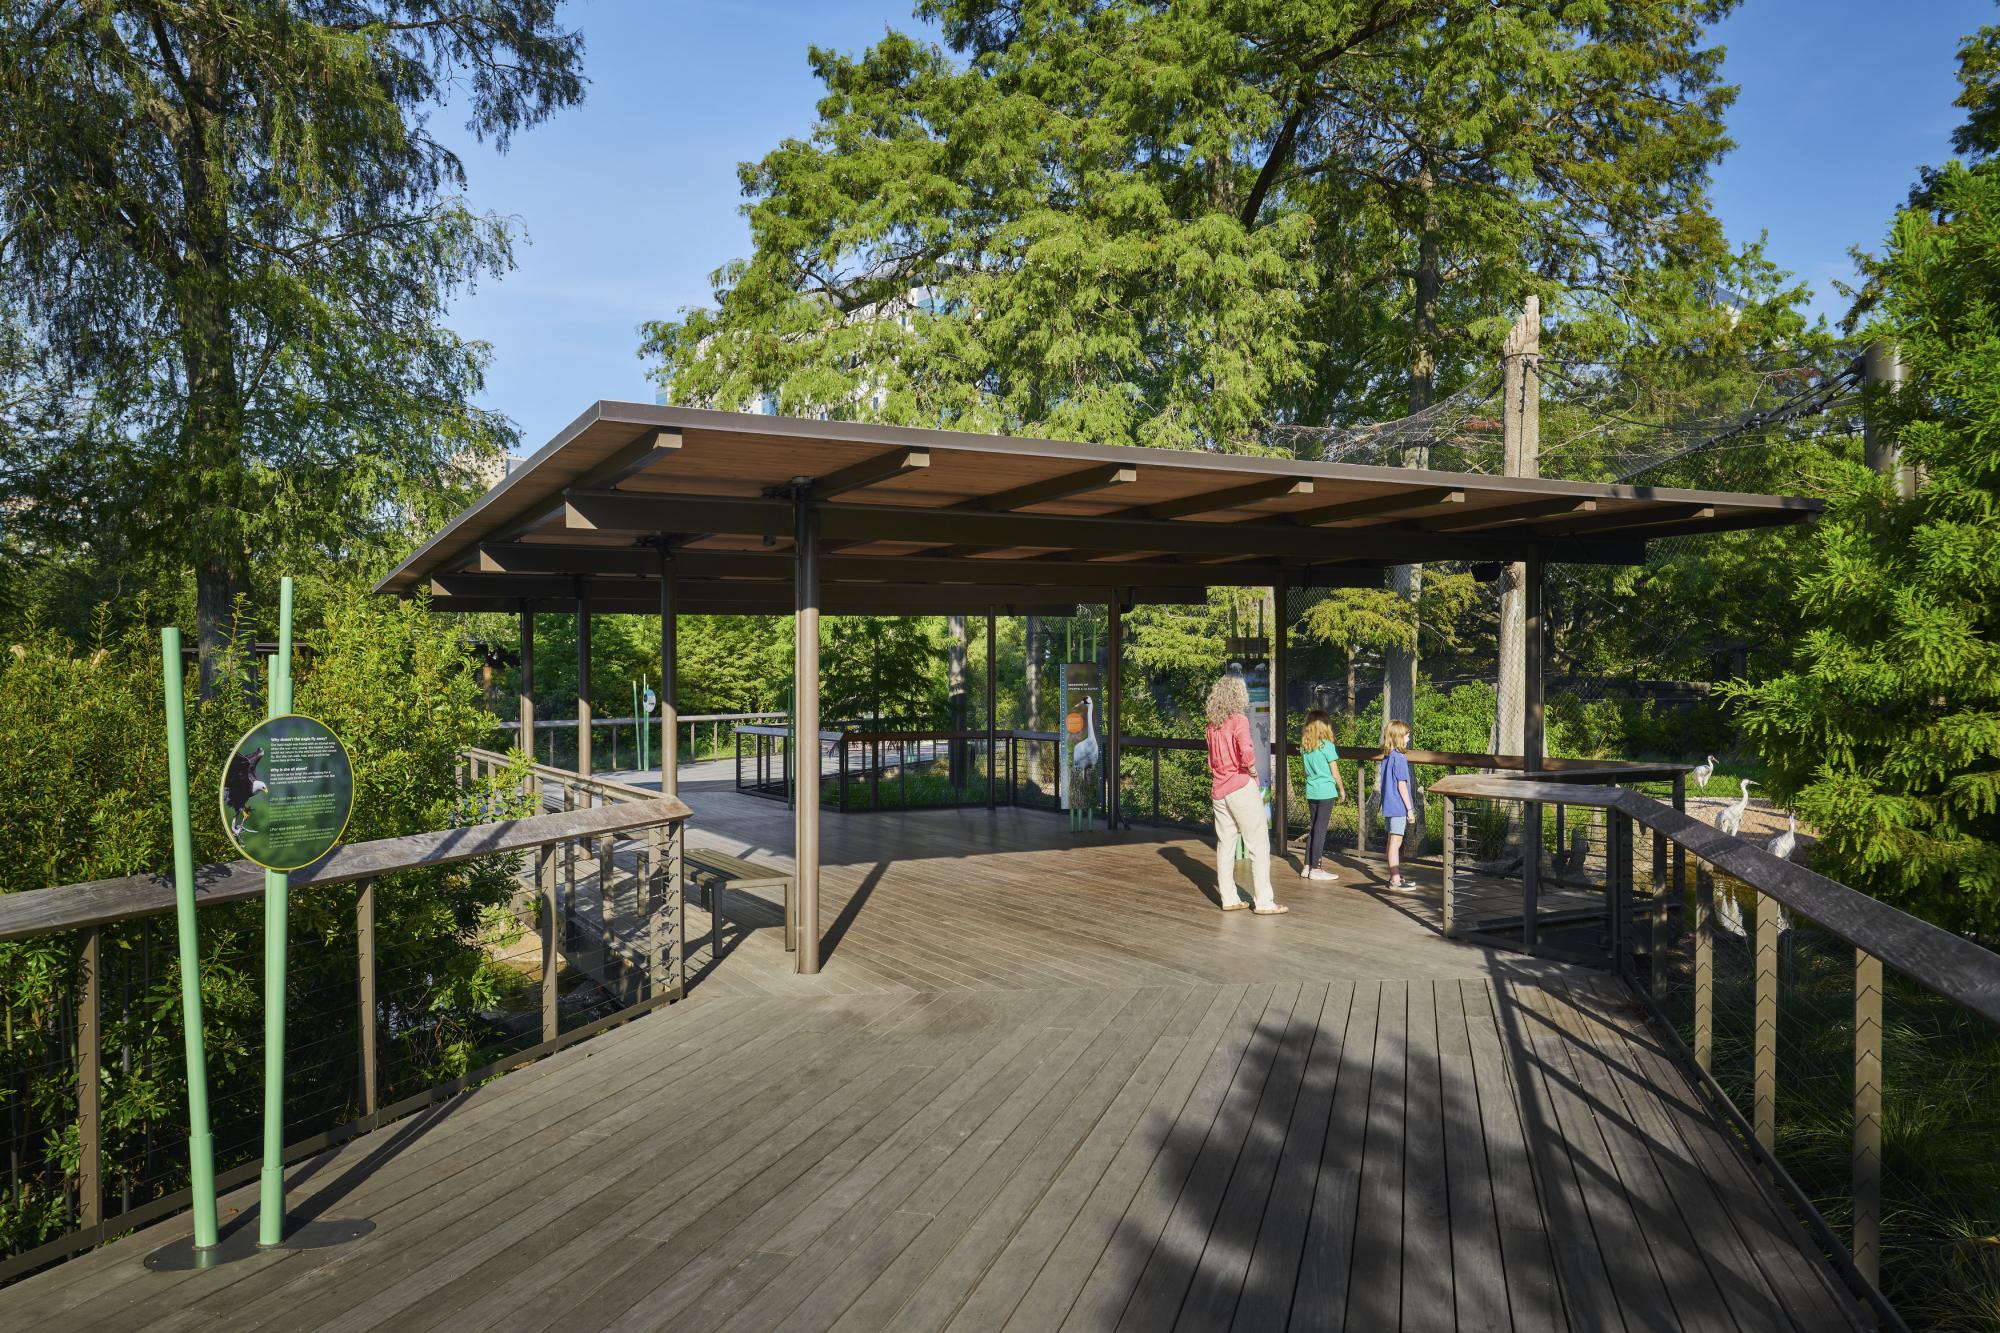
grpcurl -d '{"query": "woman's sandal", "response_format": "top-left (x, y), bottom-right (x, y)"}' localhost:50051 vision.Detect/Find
top-left (1220, 901), bottom-right (1248, 911)
top-left (1252, 904), bottom-right (1290, 915)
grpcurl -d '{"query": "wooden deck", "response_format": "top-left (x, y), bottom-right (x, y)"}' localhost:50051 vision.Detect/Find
top-left (3, 773), bottom-right (1874, 1331)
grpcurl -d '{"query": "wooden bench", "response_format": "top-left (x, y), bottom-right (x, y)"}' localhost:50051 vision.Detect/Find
top-left (684, 846), bottom-right (794, 952)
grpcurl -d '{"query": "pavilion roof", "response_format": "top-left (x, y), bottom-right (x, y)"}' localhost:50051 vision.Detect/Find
top-left (378, 401), bottom-right (1820, 616)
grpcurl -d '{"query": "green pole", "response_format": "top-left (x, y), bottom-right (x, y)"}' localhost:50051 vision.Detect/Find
top-left (161, 628), bottom-right (220, 1250)
top-left (258, 577), bottom-right (294, 1246)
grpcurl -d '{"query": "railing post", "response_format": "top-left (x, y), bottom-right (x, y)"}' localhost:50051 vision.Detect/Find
top-left (1755, 890), bottom-right (1779, 1153)
top-left (78, 926), bottom-right (102, 1230)
top-left (1853, 948), bottom-right (1883, 1287)
top-left (1649, 821), bottom-right (1670, 1000)
top-left (1441, 796), bottom-right (1457, 936)
top-left (1695, 866), bottom-right (1714, 1073)
top-left (540, 842), bottom-right (559, 1043)
top-left (357, 880), bottom-right (378, 1123)
top-left (1522, 800), bottom-right (1542, 949)
top-left (1152, 747), bottom-right (1161, 826)
top-left (1356, 763), bottom-right (1369, 855)
top-left (1607, 813), bottom-right (1625, 969)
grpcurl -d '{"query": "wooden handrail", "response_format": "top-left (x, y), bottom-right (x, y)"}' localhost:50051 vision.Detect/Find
top-left (0, 796), bottom-right (691, 944)
top-left (1432, 773), bottom-right (2000, 1031)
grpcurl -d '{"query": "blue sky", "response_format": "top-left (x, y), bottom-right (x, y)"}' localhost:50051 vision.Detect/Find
top-left (437, 0), bottom-right (1993, 448)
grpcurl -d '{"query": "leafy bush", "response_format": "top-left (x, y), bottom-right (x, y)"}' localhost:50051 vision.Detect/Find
top-left (0, 582), bottom-right (527, 1259)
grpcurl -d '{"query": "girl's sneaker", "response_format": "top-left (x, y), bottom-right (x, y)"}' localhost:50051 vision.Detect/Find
top-left (1309, 868), bottom-right (1339, 882)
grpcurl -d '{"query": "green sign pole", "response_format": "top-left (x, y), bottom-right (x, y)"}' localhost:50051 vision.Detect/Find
top-left (160, 627), bottom-right (220, 1251)
top-left (258, 577), bottom-right (294, 1246)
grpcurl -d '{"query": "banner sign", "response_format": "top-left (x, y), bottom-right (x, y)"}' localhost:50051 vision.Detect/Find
top-left (220, 714), bottom-right (354, 871)
top-left (1059, 663), bottom-right (1102, 814)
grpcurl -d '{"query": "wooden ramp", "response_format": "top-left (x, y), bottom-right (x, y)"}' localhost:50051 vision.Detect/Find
top-left (0, 779), bottom-right (1874, 1331)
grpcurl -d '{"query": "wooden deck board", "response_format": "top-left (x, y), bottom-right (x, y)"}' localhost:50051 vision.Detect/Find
top-left (0, 777), bottom-right (1874, 1331)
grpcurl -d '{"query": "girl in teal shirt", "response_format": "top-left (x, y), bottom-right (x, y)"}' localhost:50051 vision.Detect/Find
top-left (1299, 710), bottom-right (1344, 881)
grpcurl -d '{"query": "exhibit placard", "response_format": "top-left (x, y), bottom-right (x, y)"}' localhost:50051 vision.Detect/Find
top-left (219, 714), bottom-right (354, 871)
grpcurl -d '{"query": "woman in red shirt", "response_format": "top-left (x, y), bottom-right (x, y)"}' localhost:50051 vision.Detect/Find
top-left (1204, 673), bottom-right (1286, 914)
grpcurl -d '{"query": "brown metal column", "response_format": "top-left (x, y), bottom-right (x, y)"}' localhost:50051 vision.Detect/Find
top-left (1524, 548), bottom-right (1545, 773)
top-left (575, 591), bottom-right (592, 777)
top-left (517, 601), bottom-right (535, 762)
top-left (985, 605), bottom-right (997, 811)
top-left (658, 542), bottom-right (679, 797)
top-left (1106, 590), bottom-right (1123, 830)
top-left (1273, 574), bottom-right (1289, 854)
top-left (794, 490), bottom-right (822, 974)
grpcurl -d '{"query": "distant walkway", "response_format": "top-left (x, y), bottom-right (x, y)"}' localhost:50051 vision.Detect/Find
top-left (0, 779), bottom-right (1873, 1330)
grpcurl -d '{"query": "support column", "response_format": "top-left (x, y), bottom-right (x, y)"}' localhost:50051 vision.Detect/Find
top-left (1863, 341), bottom-right (1915, 499)
top-left (517, 601), bottom-right (535, 759)
top-left (1497, 296), bottom-right (1540, 758)
top-left (575, 593), bottom-right (592, 777)
top-left (1273, 575), bottom-right (1289, 854)
top-left (1524, 548), bottom-right (1545, 772)
top-left (794, 490), bottom-right (822, 975)
top-left (1106, 591), bottom-right (1123, 831)
top-left (985, 606), bottom-right (997, 811)
top-left (657, 542), bottom-right (679, 797)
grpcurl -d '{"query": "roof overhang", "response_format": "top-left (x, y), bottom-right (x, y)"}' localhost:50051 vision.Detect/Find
top-left (378, 402), bottom-right (1822, 615)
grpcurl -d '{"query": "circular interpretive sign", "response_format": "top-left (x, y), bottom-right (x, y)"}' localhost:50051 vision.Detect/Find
top-left (219, 714), bottom-right (354, 871)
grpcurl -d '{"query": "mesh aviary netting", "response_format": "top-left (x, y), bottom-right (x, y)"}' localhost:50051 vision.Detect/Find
top-left (1276, 351), bottom-right (1866, 778)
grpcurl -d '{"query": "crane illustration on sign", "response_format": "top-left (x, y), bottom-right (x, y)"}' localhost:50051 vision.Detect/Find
top-left (1060, 663), bottom-right (1102, 832)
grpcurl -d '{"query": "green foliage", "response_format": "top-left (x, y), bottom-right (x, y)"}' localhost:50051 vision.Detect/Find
top-left (644, 0), bottom-right (1742, 440)
top-left (0, 580), bottom-right (527, 1256)
top-left (0, 3), bottom-right (583, 668)
top-left (1731, 146), bottom-right (2000, 935)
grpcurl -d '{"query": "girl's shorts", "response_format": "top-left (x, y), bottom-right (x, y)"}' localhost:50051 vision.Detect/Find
top-left (1386, 816), bottom-right (1408, 836)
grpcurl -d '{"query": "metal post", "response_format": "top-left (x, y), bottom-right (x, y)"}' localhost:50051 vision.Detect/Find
top-left (1853, 949), bottom-right (1883, 1286)
top-left (357, 880), bottom-right (378, 1122)
top-left (794, 490), bottom-right (822, 974)
top-left (1522, 800), bottom-right (1542, 949)
top-left (78, 926), bottom-right (101, 1229)
top-left (159, 628), bottom-right (218, 1251)
top-left (659, 542), bottom-right (680, 797)
top-left (1440, 797), bottom-right (1457, 936)
top-left (540, 844), bottom-right (559, 1041)
top-left (1695, 866), bottom-right (1714, 1071)
top-left (985, 606), bottom-right (997, 811)
top-left (517, 603), bottom-right (534, 771)
top-left (1273, 575), bottom-right (1289, 853)
top-left (575, 594), bottom-right (592, 777)
top-left (1356, 763), bottom-right (1369, 855)
top-left (1754, 891), bottom-right (1779, 1153)
top-left (259, 576), bottom-right (294, 1247)
top-left (1106, 591), bottom-right (1122, 830)
top-left (1524, 548), bottom-right (1545, 772)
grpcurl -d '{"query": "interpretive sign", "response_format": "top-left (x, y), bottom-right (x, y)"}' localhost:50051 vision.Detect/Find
top-left (1058, 663), bottom-right (1102, 816)
top-left (219, 714), bottom-right (354, 871)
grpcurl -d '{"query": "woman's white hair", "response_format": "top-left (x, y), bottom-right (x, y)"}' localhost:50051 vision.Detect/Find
top-left (1205, 673), bottom-right (1250, 728)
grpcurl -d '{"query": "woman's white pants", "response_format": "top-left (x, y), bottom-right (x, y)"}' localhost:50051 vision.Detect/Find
top-left (1212, 783), bottom-right (1275, 909)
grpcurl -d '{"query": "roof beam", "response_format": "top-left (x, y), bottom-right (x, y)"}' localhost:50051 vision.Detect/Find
top-left (580, 428), bottom-right (684, 490)
top-left (457, 553), bottom-right (1378, 592)
top-left (560, 489), bottom-right (1646, 564)
top-left (1529, 503), bottom-right (1715, 536)
top-left (1133, 477), bottom-right (1314, 520)
top-left (1291, 487), bottom-right (1465, 527)
top-left (979, 464), bottom-right (1137, 512)
top-left (1419, 497), bottom-right (1597, 532)
top-left (806, 447), bottom-right (930, 499)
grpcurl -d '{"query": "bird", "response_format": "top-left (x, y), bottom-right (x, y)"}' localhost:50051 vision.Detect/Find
top-left (1716, 778), bottom-right (1756, 838)
top-left (1769, 814), bottom-right (1798, 862)
top-left (1069, 696), bottom-right (1101, 817)
top-left (223, 746), bottom-right (268, 838)
top-left (1715, 887), bottom-right (1747, 938)
top-left (1693, 754), bottom-right (1717, 793)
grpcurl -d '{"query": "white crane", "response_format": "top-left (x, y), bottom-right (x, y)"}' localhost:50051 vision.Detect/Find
top-left (1692, 754), bottom-right (1717, 793)
top-left (1716, 778), bottom-right (1756, 838)
top-left (1071, 696), bottom-right (1101, 781)
top-left (1769, 814), bottom-right (1798, 861)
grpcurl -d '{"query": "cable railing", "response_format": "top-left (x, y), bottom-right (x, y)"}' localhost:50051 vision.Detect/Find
top-left (1433, 773), bottom-right (2000, 1330)
top-left (0, 762), bottom-right (689, 1285)
top-left (494, 710), bottom-right (787, 773)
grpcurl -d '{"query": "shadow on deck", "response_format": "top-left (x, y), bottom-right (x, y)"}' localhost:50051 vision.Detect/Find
top-left (0, 775), bottom-right (1875, 1331)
